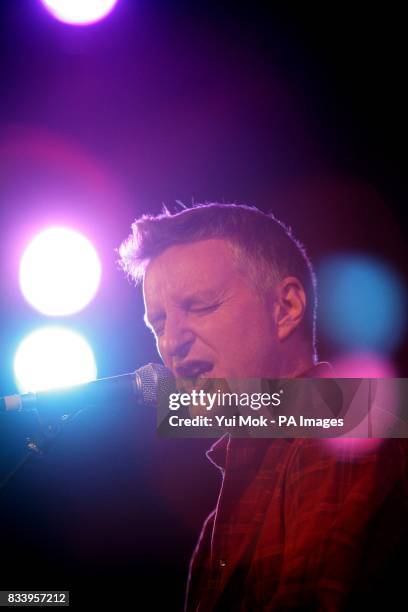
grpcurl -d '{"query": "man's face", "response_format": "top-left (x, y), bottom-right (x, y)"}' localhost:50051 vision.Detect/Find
top-left (143, 238), bottom-right (281, 379)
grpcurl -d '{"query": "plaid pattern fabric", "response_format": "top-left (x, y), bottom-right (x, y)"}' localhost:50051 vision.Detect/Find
top-left (185, 373), bottom-right (408, 611)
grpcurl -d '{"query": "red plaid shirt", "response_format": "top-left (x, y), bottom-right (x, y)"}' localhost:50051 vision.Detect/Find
top-left (185, 380), bottom-right (408, 611)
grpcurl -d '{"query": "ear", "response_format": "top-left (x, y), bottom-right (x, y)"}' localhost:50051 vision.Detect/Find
top-left (273, 276), bottom-right (307, 341)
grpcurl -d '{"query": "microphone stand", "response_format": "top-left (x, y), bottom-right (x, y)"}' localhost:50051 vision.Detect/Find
top-left (0, 409), bottom-right (82, 492)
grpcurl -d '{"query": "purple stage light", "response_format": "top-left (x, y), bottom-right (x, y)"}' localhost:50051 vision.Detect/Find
top-left (19, 226), bottom-right (102, 316)
top-left (40, 0), bottom-right (119, 26)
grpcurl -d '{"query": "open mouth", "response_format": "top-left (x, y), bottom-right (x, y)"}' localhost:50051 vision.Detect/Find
top-left (175, 362), bottom-right (216, 394)
top-left (175, 361), bottom-right (214, 379)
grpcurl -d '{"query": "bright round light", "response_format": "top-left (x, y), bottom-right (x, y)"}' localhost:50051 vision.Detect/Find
top-left (19, 227), bottom-right (101, 316)
top-left (318, 254), bottom-right (407, 353)
top-left (40, 0), bottom-right (119, 26)
top-left (14, 327), bottom-right (97, 393)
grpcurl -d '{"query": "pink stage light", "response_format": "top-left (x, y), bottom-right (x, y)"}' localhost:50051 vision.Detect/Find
top-left (40, 0), bottom-right (119, 26)
top-left (329, 352), bottom-right (396, 378)
top-left (323, 352), bottom-right (399, 457)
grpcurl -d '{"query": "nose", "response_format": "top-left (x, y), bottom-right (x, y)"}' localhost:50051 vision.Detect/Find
top-left (160, 312), bottom-right (195, 363)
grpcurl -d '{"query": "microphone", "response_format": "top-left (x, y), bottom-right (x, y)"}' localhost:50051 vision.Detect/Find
top-left (0, 363), bottom-right (175, 416)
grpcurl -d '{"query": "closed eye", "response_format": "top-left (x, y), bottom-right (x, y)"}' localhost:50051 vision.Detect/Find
top-left (189, 303), bottom-right (221, 315)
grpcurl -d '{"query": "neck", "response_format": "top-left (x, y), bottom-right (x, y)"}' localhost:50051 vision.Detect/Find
top-left (273, 345), bottom-right (314, 379)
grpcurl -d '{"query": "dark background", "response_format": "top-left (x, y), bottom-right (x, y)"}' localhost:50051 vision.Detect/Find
top-left (0, 1), bottom-right (406, 609)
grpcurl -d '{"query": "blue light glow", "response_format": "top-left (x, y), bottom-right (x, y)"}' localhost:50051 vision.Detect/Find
top-left (14, 327), bottom-right (97, 393)
top-left (318, 254), bottom-right (407, 353)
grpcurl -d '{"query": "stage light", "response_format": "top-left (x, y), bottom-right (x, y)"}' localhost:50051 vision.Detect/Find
top-left (318, 254), bottom-right (407, 353)
top-left (14, 327), bottom-right (97, 393)
top-left (19, 227), bottom-right (101, 316)
top-left (330, 352), bottom-right (396, 378)
top-left (40, 0), bottom-right (119, 26)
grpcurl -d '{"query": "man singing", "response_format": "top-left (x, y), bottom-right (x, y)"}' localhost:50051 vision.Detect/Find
top-left (119, 203), bottom-right (408, 611)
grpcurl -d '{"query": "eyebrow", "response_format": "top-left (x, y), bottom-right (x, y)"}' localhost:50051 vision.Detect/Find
top-left (181, 287), bottom-right (222, 304)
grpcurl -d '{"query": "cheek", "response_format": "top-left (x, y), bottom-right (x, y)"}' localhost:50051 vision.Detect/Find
top-left (205, 305), bottom-right (272, 352)
top-left (156, 337), bottom-right (168, 364)
top-left (219, 305), bottom-right (276, 365)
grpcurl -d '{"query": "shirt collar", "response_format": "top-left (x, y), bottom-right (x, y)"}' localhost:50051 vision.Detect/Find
top-left (205, 362), bottom-right (333, 470)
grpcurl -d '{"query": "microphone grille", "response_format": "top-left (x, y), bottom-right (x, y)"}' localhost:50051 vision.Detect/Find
top-left (135, 363), bottom-right (176, 407)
